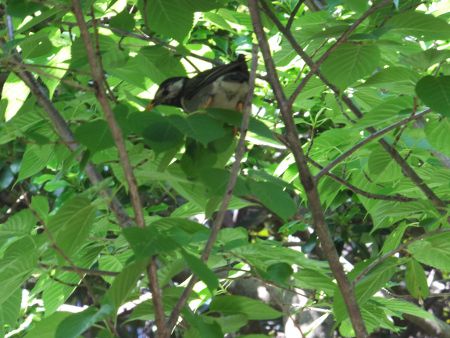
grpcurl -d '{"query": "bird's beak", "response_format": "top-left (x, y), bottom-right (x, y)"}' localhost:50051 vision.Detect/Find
top-left (146, 101), bottom-right (155, 111)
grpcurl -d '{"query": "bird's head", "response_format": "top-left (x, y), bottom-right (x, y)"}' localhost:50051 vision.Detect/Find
top-left (146, 76), bottom-right (187, 111)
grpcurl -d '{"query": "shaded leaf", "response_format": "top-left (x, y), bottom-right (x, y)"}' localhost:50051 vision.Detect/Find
top-left (210, 295), bottom-right (282, 320)
top-left (321, 43), bottom-right (381, 89)
top-left (416, 76), bottom-right (450, 117)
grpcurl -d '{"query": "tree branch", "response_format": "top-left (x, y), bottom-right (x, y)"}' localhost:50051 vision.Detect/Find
top-left (315, 109), bottom-right (432, 181)
top-left (70, 2), bottom-right (166, 336)
top-left (286, 0), bottom-right (305, 31)
top-left (72, 0), bottom-right (145, 228)
top-left (165, 44), bottom-right (259, 334)
top-left (248, 2), bottom-right (368, 337)
top-left (261, 1), bottom-right (447, 215)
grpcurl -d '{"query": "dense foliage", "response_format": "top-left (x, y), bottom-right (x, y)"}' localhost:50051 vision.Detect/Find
top-left (0, 0), bottom-right (449, 337)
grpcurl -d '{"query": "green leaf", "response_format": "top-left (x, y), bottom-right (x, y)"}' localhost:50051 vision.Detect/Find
top-left (367, 145), bottom-right (402, 182)
top-left (55, 305), bottom-right (112, 338)
top-left (74, 120), bottom-right (115, 152)
top-left (143, 0), bottom-right (193, 42)
top-left (0, 288), bottom-right (21, 328)
top-left (265, 262), bottom-right (293, 286)
top-left (139, 115), bottom-right (185, 153)
top-left (139, 46), bottom-right (187, 80)
top-left (374, 297), bottom-right (433, 320)
top-left (0, 236), bottom-right (37, 304)
top-left (103, 259), bottom-right (148, 312)
top-left (405, 258), bottom-right (429, 299)
top-left (334, 258), bottom-right (397, 322)
top-left (182, 250), bottom-right (219, 292)
top-left (110, 10), bottom-right (135, 31)
top-left (30, 195), bottom-right (49, 222)
top-left (0, 209), bottom-right (36, 246)
top-left (24, 312), bottom-right (71, 338)
top-left (47, 196), bottom-right (96, 256)
top-left (18, 144), bottom-right (54, 181)
top-left (425, 117), bottom-right (450, 156)
top-left (381, 223), bottom-right (411, 254)
top-left (183, 310), bottom-right (223, 338)
top-left (416, 76), bottom-right (450, 117)
top-left (210, 295), bottom-right (282, 320)
top-left (321, 43), bottom-right (381, 89)
top-left (123, 226), bottom-right (180, 258)
top-left (360, 67), bottom-right (419, 94)
top-left (42, 245), bottom-right (102, 315)
top-left (248, 181), bottom-right (297, 221)
top-left (386, 11), bottom-right (450, 40)
top-left (294, 269), bottom-right (335, 294)
top-left (1, 73), bottom-right (30, 121)
top-left (169, 113), bottom-right (226, 146)
top-left (407, 232), bottom-right (450, 271)
top-left (212, 314), bottom-right (248, 333)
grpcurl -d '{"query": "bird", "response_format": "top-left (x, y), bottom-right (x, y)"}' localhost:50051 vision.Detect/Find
top-left (147, 55), bottom-right (249, 113)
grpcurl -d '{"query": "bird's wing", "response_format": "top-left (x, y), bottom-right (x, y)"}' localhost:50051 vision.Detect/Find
top-left (182, 55), bottom-right (248, 101)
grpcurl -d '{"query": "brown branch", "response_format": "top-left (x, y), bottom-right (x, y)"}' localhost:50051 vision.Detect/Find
top-left (261, 0), bottom-right (447, 215)
top-left (286, 0), bottom-right (305, 30)
top-left (165, 44), bottom-right (259, 334)
top-left (315, 109), bottom-right (432, 181)
top-left (248, 2), bottom-right (368, 337)
top-left (148, 256), bottom-right (168, 337)
top-left (72, 0), bottom-right (144, 228)
top-left (71, 2), bottom-right (167, 336)
top-left (353, 228), bottom-right (450, 286)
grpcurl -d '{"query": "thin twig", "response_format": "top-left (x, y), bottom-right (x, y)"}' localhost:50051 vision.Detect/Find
top-left (165, 44), bottom-right (259, 333)
top-left (248, 2), bottom-right (368, 337)
top-left (315, 109), bottom-right (432, 181)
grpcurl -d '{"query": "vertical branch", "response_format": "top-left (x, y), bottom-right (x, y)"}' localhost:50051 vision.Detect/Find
top-left (248, 1), bottom-right (369, 337)
top-left (70, 1), bottom-right (166, 336)
top-left (165, 45), bottom-right (259, 334)
top-left (71, 0), bottom-right (145, 227)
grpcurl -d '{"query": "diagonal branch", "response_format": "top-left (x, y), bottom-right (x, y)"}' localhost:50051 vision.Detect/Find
top-left (248, 1), bottom-right (368, 337)
top-left (261, 1), bottom-right (447, 214)
top-left (165, 44), bottom-right (259, 334)
top-left (315, 109), bottom-right (432, 181)
top-left (11, 58), bottom-right (132, 227)
top-left (286, 0), bottom-right (305, 31)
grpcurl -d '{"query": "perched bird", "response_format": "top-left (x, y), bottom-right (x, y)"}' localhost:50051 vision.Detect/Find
top-left (147, 55), bottom-right (249, 113)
